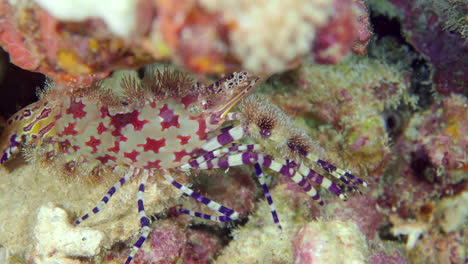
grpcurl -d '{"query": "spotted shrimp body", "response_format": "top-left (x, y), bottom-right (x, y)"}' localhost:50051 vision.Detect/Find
top-left (0, 68), bottom-right (367, 264)
top-left (1, 71), bottom-right (252, 172)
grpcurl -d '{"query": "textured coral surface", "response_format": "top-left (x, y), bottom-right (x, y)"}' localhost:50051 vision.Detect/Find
top-left (0, 0), bottom-right (467, 264)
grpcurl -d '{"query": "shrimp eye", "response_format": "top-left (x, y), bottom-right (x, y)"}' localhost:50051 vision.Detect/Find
top-left (287, 135), bottom-right (309, 156)
top-left (257, 116), bottom-right (275, 138)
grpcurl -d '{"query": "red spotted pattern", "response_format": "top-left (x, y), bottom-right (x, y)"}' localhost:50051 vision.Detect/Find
top-left (173, 150), bottom-right (190, 162)
top-left (59, 122), bottom-right (78, 136)
top-left (96, 154), bottom-right (117, 164)
top-left (124, 150), bottom-right (140, 162)
top-left (108, 141), bottom-right (121, 153)
top-left (145, 159), bottom-right (162, 169)
top-left (176, 135), bottom-right (191, 145)
top-left (97, 122), bottom-right (108, 135)
top-left (159, 104), bottom-right (180, 130)
top-left (138, 138), bottom-right (166, 153)
top-left (85, 136), bottom-right (101, 153)
top-left (109, 110), bottom-right (149, 138)
top-left (67, 99), bottom-right (86, 119)
top-left (180, 94), bottom-right (198, 109)
top-left (190, 116), bottom-right (207, 140)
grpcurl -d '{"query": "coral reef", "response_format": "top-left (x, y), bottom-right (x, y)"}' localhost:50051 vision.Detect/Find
top-left (0, 0), bottom-right (467, 264)
top-left (1, 0), bottom-right (370, 85)
top-left (399, 94), bottom-right (467, 186)
top-left (382, 0), bottom-right (468, 95)
top-left (264, 40), bottom-right (417, 181)
top-left (106, 219), bottom-right (222, 264)
top-left (292, 220), bottom-right (369, 264)
top-left (0, 160), bottom-right (182, 261)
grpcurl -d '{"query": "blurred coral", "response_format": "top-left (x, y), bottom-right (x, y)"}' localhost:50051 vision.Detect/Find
top-left (292, 220), bottom-right (369, 264)
top-left (369, 250), bottom-right (410, 264)
top-left (0, 0), bottom-right (153, 88)
top-left (385, 0), bottom-right (468, 95)
top-left (0, 0), bottom-right (370, 87)
top-left (106, 220), bottom-right (222, 264)
top-left (265, 42), bottom-right (416, 180)
top-left (400, 94), bottom-right (467, 186)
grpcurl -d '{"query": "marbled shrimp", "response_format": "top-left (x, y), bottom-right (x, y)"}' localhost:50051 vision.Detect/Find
top-left (0, 67), bottom-right (366, 263)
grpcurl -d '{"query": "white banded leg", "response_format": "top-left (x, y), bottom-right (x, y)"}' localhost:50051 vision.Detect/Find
top-left (175, 206), bottom-right (234, 222)
top-left (225, 112), bottom-right (241, 121)
top-left (254, 163), bottom-right (281, 229)
top-left (126, 170), bottom-right (151, 264)
top-left (199, 125), bottom-right (245, 153)
top-left (164, 173), bottom-right (240, 221)
top-left (296, 162), bottom-right (348, 201)
top-left (188, 151), bottom-right (326, 205)
top-left (183, 144), bottom-right (263, 169)
top-left (75, 168), bottom-right (138, 225)
top-left (306, 153), bottom-right (367, 190)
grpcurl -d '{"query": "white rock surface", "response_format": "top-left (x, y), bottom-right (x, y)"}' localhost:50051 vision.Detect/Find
top-left (32, 203), bottom-right (104, 264)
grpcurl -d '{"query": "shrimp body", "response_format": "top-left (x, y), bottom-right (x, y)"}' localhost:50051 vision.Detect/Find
top-left (1, 71), bottom-right (254, 173)
top-left (0, 69), bottom-right (366, 264)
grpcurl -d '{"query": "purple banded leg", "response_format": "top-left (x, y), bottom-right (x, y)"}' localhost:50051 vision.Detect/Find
top-left (176, 206), bottom-right (234, 222)
top-left (181, 143), bottom-right (262, 170)
top-left (225, 112), bottom-right (240, 121)
top-left (199, 125), bottom-right (245, 153)
top-left (296, 163), bottom-right (348, 201)
top-left (254, 163), bottom-right (281, 229)
top-left (192, 151), bottom-right (326, 205)
top-left (263, 158), bottom-right (325, 206)
top-left (1, 134), bottom-right (22, 164)
top-left (163, 173), bottom-right (240, 220)
top-left (75, 168), bottom-right (138, 225)
top-left (126, 171), bottom-right (151, 264)
top-left (315, 158), bottom-right (367, 189)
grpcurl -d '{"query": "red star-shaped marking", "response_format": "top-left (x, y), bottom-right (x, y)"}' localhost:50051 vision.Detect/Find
top-left (138, 137), bottom-right (166, 153)
top-left (59, 122), bottom-right (78, 136)
top-left (97, 122), bottom-right (108, 135)
top-left (159, 104), bottom-right (180, 131)
top-left (176, 135), bottom-right (191, 145)
top-left (173, 150), bottom-right (190, 162)
top-left (145, 159), bottom-right (162, 169)
top-left (190, 116), bottom-right (207, 140)
top-left (124, 150), bottom-right (140, 163)
top-left (110, 110), bottom-right (149, 137)
top-left (66, 99), bottom-right (86, 119)
top-left (108, 141), bottom-right (121, 153)
top-left (97, 154), bottom-right (117, 164)
top-left (85, 136), bottom-right (101, 153)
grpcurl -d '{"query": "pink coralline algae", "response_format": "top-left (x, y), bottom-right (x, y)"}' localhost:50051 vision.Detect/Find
top-left (267, 48), bottom-right (414, 181)
top-left (292, 220), bottom-right (369, 264)
top-left (0, 0), bottom-right (371, 86)
top-left (369, 250), bottom-right (410, 264)
top-left (181, 167), bottom-right (258, 224)
top-left (399, 94), bottom-right (467, 187)
top-left (386, 0), bottom-right (468, 95)
top-left (324, 195), bottom-right (385, 240)
top-left (0, 0), bottom-right (153, 88)
top-left (312, 0), bottom-right (371, 64)
top-left (106, 220), bottom-right (222, 264)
